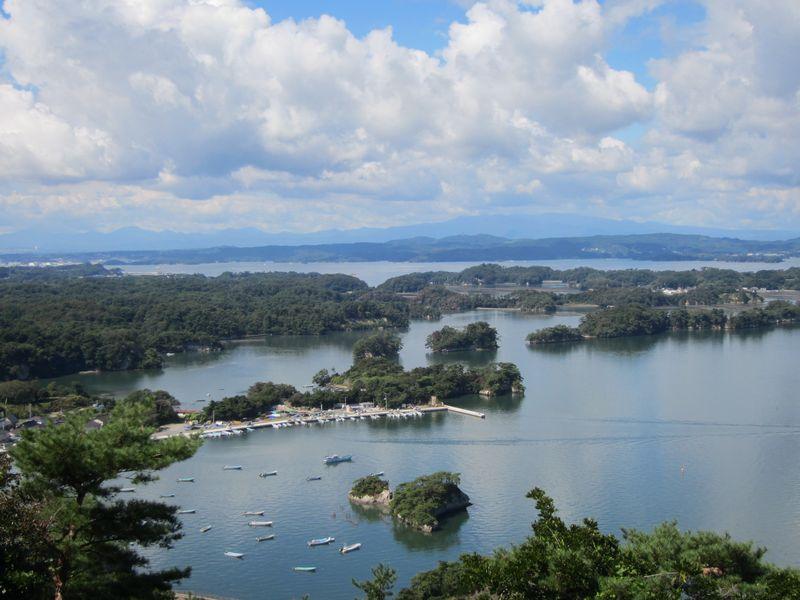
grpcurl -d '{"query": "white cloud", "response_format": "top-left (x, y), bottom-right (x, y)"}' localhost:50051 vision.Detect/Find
top-left (0, 0), bottom-right (797, 233)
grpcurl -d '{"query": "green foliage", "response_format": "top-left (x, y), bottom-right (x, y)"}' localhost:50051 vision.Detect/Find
top-left (8, 398), bottom-right (201, 598)
top-left (353, 563), bottom-right (397, 600)
top-left (527, 325), bottom-right (584, 344)
top-left (426, 321), bottom-right (499, 352)
top-left (728, 301), bottom-right (800, 330)
top-left (0, 271), bottom-right (408, 381)
top-left (580, 305), bottom-right (671, 338)
top-left (203, 381), bottom-right (298, 421)
top-left (353, 331), bottom-right (403, 362)
top-left (351, 475), bottom-right (390, 498)
top-left (119, 389), bottom-right (181, 426)
top-left (390, 472), bottom-right (467, 531)
top-left (312, 368), bottom-right (333, 387)
top-left (393, 488), bottom-right (800, 600)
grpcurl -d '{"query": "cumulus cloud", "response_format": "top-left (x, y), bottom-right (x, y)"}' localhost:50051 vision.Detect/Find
top-left (0, 0), bottom-right (797, 232)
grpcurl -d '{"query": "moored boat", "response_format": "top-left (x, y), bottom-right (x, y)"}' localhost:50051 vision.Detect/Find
top-left (200, 525), bottom-right (212, 533)
top-left (368, 471), bottom-right (384, 477)
top-left (323, 454), bottom-right (352, 465)
top-left (340, 543), bottom-right (361, 554)
top-left (307, 536), bottom-right (335, 547)
top-left (248, 520), bottom-right (273, 527)
top-left (257, 534), bottom-right (275, 542)
top-left (224, 552), bottom-right (244, 559)
top-left (160, 493), bottom-right (175, 498)
top-left (223, 465), bottom-right (243, 470)
top-left (293, 566), bottom-right (316, 572)
top-left (177, 477), bottom-right (194, 482)
top-left (177, 509), bottom-right (196, 514)
top-left (258, 470), bottom-right (278, 477)
top-left (306, 476), bottom-right (322, 481)
top-left (243, 510), bottom-right (265, 516)
top-left (119, 487), bottom-right (135, 492)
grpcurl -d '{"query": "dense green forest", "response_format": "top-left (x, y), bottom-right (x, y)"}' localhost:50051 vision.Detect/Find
top-left (379, 263), bottom-right (800, 293)
top-left (350, 475), bottom-right (390, 498)
top-left (202, 358), bottom-right (524, 421)
top-left (528, 302), bottom-right (800, 343)
top-left (426, 321), bottom-right (499, 352)
top-left (358, 487), bottom-right (800, 599)
top-left (390, 472), bottom-right (470, 532)
top-left (0, 271), bottom-right (408, 381)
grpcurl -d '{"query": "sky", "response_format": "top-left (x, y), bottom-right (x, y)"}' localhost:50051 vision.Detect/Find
top-left (0, 0), bottom-right (798, 235)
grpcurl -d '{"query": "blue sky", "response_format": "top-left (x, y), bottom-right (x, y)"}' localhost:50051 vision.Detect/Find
top-left (0, 0), bottom-right (798, 235)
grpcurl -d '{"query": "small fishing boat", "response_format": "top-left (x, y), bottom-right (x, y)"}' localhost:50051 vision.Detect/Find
top-left (258, 471), bottom-right (278, 477)
top-left (368, 471), bottom-right (384, 477)
top-left (177, 509), bottom-right (196, 514)
top-left (248, 521), bottom-right (273, 527)
top-left (243, 510), bottom-right (265, 516)
top-left (200, 525), bottom-right (212, 533)
top-left (293, 566), bottom-right (316, 572)
top-left (323, 455), bottom-right (352, 465)
top-left (223, 465), bottom-right (243, 470)
top-left (306, 476), bottom-right (322, 481)
top-left (307, 536), bottom-right (335, 547)
top-left (177, 477), bottom-right (194, 483)
top-left (224, 552), bottom-right (244, 559)
top-left (257, 534), bottom-right (275, 542)
top-left (160, 493), bottom-right (175, 498)
top-left (340, 543), bottom-right (361, 554)
top-left (119, 487), bottom-right (135, 493)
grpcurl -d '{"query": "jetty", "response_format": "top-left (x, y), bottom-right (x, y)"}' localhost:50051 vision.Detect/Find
top-left (154, 404), bottom-right (487, 440)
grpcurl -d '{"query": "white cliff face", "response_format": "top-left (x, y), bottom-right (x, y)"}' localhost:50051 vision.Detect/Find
top-left (348, 488), bottom-right (392, 506)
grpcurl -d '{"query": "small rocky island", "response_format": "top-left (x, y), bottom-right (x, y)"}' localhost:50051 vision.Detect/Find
top-left (389, 471), bottom-right (470, 533)
top-left (426, 321), bottom-right (499, 352)
top-left (349, 475), bottom-right (392, 506)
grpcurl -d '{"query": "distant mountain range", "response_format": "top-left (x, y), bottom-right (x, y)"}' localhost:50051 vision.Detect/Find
top-left (4, 233), bottom-right (799, 265)
top-left (1, 213), bottom-right (797, 254)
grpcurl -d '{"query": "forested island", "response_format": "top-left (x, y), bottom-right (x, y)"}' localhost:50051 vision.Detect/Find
top-left (528, 302), bottom-right (800, 344)
top-left (349, 475), bottom-right (392, 506)
top-left (426, 321), bottom-right (499, 352)
top-left (389, 472), bottom-right (470, 533)
top-left (202, 333), bottom-right (524, 421)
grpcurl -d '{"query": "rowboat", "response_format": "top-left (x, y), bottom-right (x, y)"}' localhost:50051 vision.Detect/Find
top-left (225, 552), bottom-right (244, 559)
top-left (200, 525), bottom-right (212, 533)
top-left (323, 455), bottom-right (352, 465)
top-left (340, 543), bottom-right (361, 554)
top-left (177, 509), bottom-right (196, 514)
top-left (248, 521), bottom-right (273, 527)
top-left (293, 566), bottom-right (316, 572)
top-left (160, 493), bottom-right (175, 498)
top-left (223, 465), bottom-right (243, 470)
top-left (243, 510), bottom-right (265, 516)
top-left (177, 477), bottom-right (194, 482)
top-left (306, 476), bottom-right (322, 481)
top-left (257, 534), bottom-right (275, 542)
top-left (258, 471), bottom-right (278, 477)
top-left (119, 487), bottom-right (135, 493)
top-left (307, 536), bottom-right (335, 547)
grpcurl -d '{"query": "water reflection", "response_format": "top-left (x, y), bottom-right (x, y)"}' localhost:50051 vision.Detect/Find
top-left (427, 349), bottom-right (499, 368)
top-left (391, 510), bottom-right (470, 551)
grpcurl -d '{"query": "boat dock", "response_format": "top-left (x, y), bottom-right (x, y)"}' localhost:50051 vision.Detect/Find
top-left (153, 403), bottom-right (483, 440)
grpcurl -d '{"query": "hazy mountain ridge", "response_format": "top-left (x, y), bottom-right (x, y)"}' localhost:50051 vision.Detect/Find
top-left (4, 233), bottom-right (799, 266)
top-left (1, 213), bottom-right (797, 254)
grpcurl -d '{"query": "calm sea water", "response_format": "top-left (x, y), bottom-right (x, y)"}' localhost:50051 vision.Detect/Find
top-left (56, 311), bottom-right (800, 600)
top-left (119, 257), bottom-right (800, 287)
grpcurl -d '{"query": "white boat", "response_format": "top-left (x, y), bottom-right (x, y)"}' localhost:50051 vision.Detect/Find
top-left (293, 566), bottom-right (316, 572)
top-left (368, 472), bottom-right (384, 477)
top-left (224, 552), bottom-right (244, 559)
top-left (340, 543), bottom-right (361, 554)
top-left (200, 525), bottom-right (212, 533)
top-left (307, 536), bottom-right (335, 547)
top-left (223, 465), bottom-right (243, 470)
top-left (258, 471), bottom-right (278, 477)
top-left (119, 487), bottom-right (135, 493)
top-left (323, 454), bottom-right (352, 465)
top-left (177, 477), bottom-right (194, 482)
top-left (248, 521), bottom-right (273, 527)
top-left (177, 509), bottom-right (196, 514)
top-left (257, 534), bottom-right (275, 542)
top-left (243, 510), bottom-right (265, 516)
